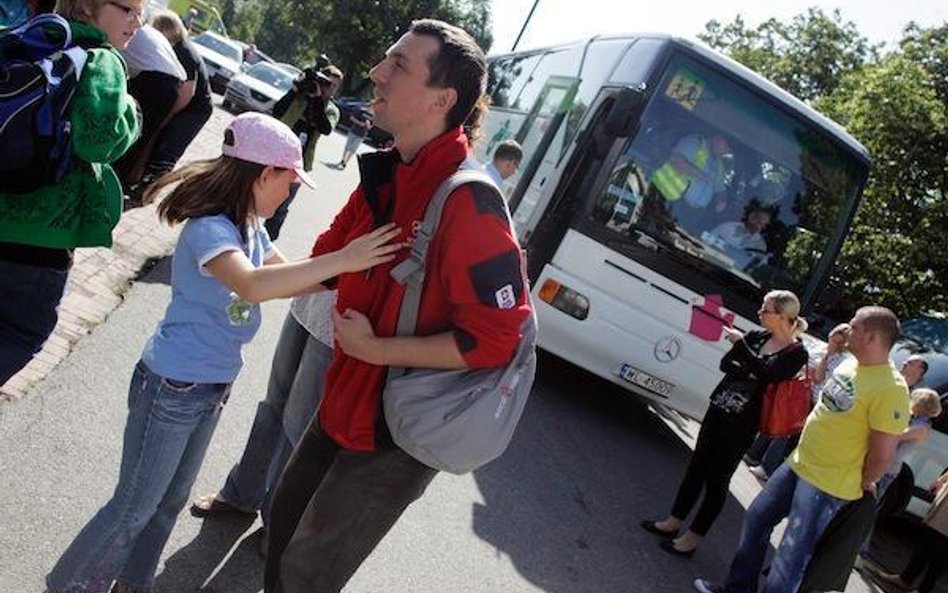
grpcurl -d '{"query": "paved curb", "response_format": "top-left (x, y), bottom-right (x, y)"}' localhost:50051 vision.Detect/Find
top-left (1, 107), bottom-right (234, 400)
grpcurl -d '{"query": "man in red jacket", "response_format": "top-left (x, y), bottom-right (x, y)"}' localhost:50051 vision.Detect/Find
top-left (263, 19), bottom-right (532, 593)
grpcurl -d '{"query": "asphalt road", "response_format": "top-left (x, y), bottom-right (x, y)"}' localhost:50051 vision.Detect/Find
top-left (0, 130), bottom-right (890, 593)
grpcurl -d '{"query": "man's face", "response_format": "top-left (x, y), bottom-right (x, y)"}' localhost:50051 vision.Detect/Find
top-left (847, 312), bottom-right (873, 360)
top-left (327, 75), bottom-right (342, 98)
top-left (711, 135), bottom-right (731, 156)
top-left (901, 358), bottom-right (926, 387)
top-left (497, 158), bottom-right (520, 180)
top-left (746, 209), bottom-right (772, 234)
top-left (368, 32), bottom-right (442, 137)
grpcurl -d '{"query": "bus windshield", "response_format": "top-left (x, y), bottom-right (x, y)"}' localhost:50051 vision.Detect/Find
top-left (587, 53), bottom-right (864, 301)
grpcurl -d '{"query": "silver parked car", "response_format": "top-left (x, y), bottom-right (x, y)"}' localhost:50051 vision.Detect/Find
top-left (223, 62), bottom-right (295, 115)
top-left (191, 31), bottom-right (243, 94)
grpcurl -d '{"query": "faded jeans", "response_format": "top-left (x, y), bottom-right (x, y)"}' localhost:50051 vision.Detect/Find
top-left (47, 362), bottom-right (230, 593)
top-left (723, 463), bottom-right (845, 593)
top-left (220, 313), bottom-right (331, 520)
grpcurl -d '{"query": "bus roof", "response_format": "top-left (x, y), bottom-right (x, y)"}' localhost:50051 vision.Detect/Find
top-left (489, 34), bottom-right (870, 166)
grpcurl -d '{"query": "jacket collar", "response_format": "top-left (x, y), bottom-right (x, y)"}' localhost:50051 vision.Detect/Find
top-left (68, 20), bottom-right (108, 47)
top-left (357, 127), bottom-right (469, 224)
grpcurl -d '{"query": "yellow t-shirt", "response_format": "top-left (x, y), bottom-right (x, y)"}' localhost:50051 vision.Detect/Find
top-left (790, 358), bottom-right (909, 500)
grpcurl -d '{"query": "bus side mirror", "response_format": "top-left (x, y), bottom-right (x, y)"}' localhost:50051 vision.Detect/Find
top-left (604, 84), bottom-right (647, 138)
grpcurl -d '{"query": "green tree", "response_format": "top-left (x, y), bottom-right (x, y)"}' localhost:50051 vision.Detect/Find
top-left (820, 51), bottom-right (948, 317)
top-left (217, 0), bottom-right (263, 42)
top-left (699, 8), bottom-right (878, 102)
top-left (236, 0), bottom-right (492, 96)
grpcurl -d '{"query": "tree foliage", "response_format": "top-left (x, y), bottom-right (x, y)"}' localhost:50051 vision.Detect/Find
top-left (222, 0), bottom-right (492, 96)
top-left (702, 11), bottom-right (948, 319)
top-left (700, 8), bottom-right (879, 102)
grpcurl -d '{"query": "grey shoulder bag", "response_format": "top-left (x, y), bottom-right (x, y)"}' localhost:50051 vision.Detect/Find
top-left (383, 162), bottom-right (538, 475)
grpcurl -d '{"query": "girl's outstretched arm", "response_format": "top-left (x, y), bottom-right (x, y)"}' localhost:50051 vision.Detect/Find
top-left (206, 224), bottom-right (402, 303)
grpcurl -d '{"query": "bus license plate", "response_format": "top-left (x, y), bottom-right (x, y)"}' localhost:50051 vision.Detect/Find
top-left (616, 363), bottom-right (674, 398)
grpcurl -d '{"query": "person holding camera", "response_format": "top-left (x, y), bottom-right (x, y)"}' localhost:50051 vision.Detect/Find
top-left (266, 63), bottom-right (343, 239)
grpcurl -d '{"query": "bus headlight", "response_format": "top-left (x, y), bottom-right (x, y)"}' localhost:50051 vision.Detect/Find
top-left (538, 279), bottom-right (589, 320)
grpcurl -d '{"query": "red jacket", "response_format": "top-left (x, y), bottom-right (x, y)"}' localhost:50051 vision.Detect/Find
top-left (313, 128), bottom-right (532, 451)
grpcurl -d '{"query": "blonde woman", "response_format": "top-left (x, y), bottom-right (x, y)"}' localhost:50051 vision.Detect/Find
top-left (642, 290), bottom-right (808, 557)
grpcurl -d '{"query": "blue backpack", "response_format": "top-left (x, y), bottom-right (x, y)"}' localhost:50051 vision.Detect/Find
top-left (0, 13), bottom-right (91, 194)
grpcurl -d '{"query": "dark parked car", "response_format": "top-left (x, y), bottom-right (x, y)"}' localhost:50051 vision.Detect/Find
top-left (333, 97), bottom-right (393, 149)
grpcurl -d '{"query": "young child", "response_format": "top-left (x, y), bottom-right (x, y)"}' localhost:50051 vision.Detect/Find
top-left (0, 0), bottom-right (142, 385)
top-left (45, 112), bottom-right (402, 593)
top-left (859, 387), bottom-right (942, 561)
top-left (878, 387), bottom-right (942, 497)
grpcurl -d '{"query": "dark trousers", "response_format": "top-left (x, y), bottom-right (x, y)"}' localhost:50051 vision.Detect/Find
top-left (115, 71), bottom-right (180, 187)
top-left (142, 102), bottom-right (213, 182)
top-left (0, 260), bottom-right (68, 384)
top-left (670, 408), bottom-right (756, 536)
top-left (264, 182), bottom-right (301, 241)
top-left (902, 526), bottom-right (948, 593)
top-left (264, 421), bottom-right (437, 593)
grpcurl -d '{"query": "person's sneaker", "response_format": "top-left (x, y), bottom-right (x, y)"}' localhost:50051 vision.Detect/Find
top-left (694, 579), bottom-right (726, 593)
top-left (749, 465), bottom-right (769, 481)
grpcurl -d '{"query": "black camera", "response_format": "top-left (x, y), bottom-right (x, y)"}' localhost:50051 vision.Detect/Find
top-left (298, 67), bottom-right (333, 95)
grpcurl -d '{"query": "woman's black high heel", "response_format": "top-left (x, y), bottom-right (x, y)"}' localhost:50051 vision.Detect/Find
top-left (640, 519), bottom-right (678, 538)
top-left (659, 538), bottom-right (696, 558)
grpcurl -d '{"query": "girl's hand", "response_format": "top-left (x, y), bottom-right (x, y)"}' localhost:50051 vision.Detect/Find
top-left (722, 326), bottom-right (744, 344)
top-left (339, 223), bottom-right (403, 273)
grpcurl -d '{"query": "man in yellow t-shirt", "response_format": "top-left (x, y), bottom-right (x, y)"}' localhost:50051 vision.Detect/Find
top-left (695, 306), bottom-right (908, 593)
top-left (790, 355), bottom-right (908, 500)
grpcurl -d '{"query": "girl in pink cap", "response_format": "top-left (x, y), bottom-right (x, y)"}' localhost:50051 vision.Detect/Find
top-left (46, 112), bottom-right (401, 593)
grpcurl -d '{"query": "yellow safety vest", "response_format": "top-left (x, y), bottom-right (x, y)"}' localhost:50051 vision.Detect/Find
top-left (652, 137), bottom-right (710, 201)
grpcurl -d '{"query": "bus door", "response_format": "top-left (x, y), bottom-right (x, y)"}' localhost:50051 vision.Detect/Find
top-left (520, 86), bottom-right (646, 281)
top-left (506, 76), bottom-right (579, 236)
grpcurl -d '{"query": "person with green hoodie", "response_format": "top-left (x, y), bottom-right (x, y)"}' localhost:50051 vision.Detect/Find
top-left (0, 0), bottom-right (142, 386)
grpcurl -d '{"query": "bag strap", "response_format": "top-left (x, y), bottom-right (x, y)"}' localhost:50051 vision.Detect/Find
top-left (7, 13), bottom-right (72, 60)
top-left (386, 158), bottom-right (515, 381)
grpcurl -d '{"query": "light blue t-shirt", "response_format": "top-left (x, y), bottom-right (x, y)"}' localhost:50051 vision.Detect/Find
top-left (143, 214), bottom-right (274, 383)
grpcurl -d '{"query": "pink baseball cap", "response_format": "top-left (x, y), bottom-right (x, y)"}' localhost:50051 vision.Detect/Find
top-left (222, 112), bottom-right (315, 188)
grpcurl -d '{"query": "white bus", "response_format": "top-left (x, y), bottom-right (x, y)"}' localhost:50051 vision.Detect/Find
top-left (476, 35), bottom-right (870, 420)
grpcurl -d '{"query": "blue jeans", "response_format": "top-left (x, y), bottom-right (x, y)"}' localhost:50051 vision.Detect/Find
top-left (746, 434), bottom-right (794, 476)
top-left (47, 362), bottom-right (231, 593)
top-left (724, 463), bottom-right (845, 593)
top-left (220, 313), bottom-right (331, 520)
top-left (0, 260), bottom-right (68, 385)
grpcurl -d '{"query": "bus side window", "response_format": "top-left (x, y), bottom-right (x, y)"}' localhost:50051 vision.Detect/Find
top-left (488, 53), bottom-right (543, 110)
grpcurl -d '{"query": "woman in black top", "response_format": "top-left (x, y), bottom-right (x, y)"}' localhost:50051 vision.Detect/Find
top-left (642, 290), bottom-right (809, 557)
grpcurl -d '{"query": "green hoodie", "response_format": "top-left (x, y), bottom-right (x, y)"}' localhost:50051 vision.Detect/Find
top-left (0, 21), bottom-right (141, 249)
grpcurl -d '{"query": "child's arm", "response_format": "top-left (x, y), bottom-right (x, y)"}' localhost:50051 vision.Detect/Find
top-left (899, 423), bottom-right (931, 443)
top-left (206, 224), bottom-right (401, 303)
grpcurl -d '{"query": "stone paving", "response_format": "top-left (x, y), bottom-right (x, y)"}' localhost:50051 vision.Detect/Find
top-left (0, 107), bottom-right (234, 400)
